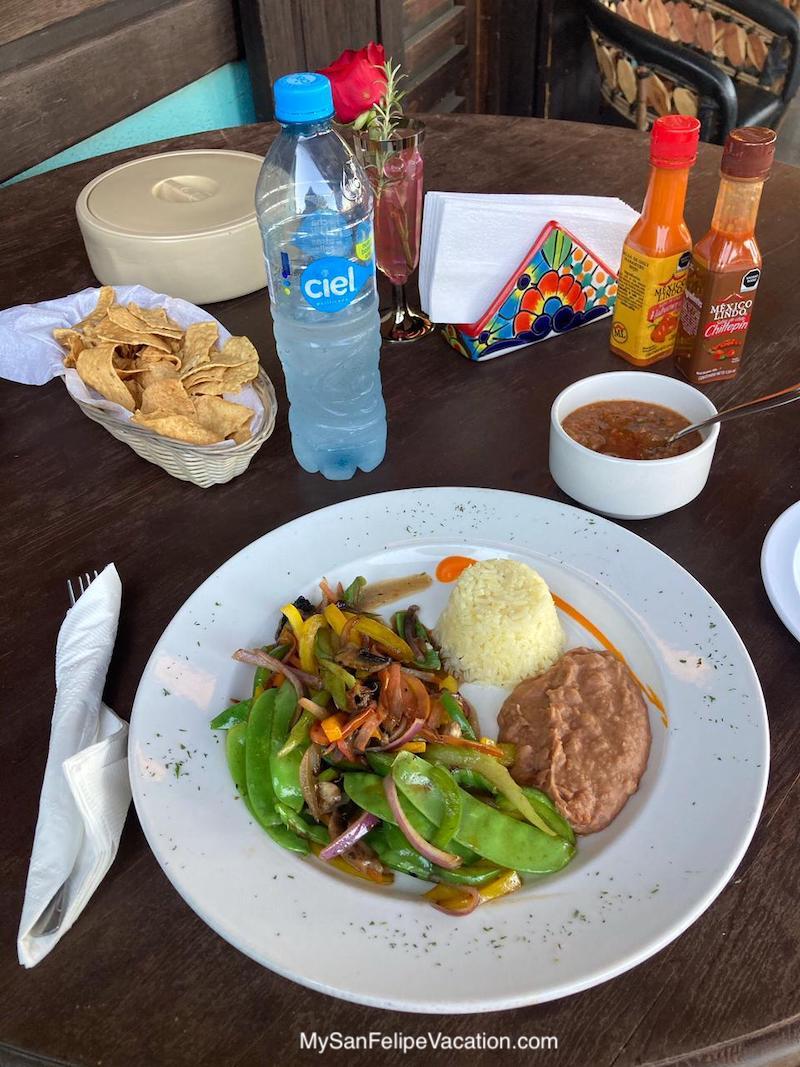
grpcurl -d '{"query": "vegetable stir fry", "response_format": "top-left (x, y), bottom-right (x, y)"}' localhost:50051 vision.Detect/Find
top-left (211, 576), bottom-right (576, 915)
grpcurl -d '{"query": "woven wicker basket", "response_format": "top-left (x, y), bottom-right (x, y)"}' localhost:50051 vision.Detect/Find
top-left (74, 368), bottom-right (277, 488)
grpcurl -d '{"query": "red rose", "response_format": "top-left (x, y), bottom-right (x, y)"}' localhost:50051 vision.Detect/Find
top-left (318, 42), bottom-right (387, 124)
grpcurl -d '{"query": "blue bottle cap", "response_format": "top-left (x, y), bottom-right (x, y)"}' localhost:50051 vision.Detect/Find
top-left (273, 73), bottom-right (334, 124)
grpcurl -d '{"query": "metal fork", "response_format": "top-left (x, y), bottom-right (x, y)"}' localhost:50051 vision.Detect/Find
top-left (29, 570), bottom-right (100, 939)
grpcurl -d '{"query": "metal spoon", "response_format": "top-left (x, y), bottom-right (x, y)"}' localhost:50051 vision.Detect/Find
top-left (668, 381), bottom-right (800, 444)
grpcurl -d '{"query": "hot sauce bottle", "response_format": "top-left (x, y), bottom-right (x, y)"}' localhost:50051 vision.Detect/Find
top-left (674, 126), bottom-right (776, 384)
top-left (610, 115), bottom-right (701, 366)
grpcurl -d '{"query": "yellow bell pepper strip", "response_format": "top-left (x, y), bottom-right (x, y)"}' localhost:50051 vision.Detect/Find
top-left (440, 691), bottom-right (477, 741)
top-left (439, 675), bottom-right (458, 692)
top-left (398, 740), bottom-right (426, 753)
top-left (299, 614), bottom-right (327, 674)
top-left (280, 603), bottom-right (306, 643)
top-left (477, 868), bottom-right (522, 903)
top-left (423, 883), bottom-right (480, 915)
top-left (352, 616), bottom-right (414, 661)
top-left (310, 841), bottom-right (394, 885)
top-left (321, 712), bottom-right (346, 743)
top-left (424, 743), bottom-right (554, 836)
top-left (323, 602), bottom-right (348, 636)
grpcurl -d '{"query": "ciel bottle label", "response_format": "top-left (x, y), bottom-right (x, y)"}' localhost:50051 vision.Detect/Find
top-left (300, 255), bottom-right (373, 313)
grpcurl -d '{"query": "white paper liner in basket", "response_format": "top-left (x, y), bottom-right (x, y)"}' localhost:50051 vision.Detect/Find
top-left (0, 284), bottom-right (277, 486)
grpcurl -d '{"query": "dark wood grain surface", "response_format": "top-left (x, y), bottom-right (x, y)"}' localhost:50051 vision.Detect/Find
top-left (2, 115), bottom-right (799, 1067)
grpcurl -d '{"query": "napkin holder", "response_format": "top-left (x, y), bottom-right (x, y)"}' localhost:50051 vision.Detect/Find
top-left (442, 221), bottom-right (619, 362)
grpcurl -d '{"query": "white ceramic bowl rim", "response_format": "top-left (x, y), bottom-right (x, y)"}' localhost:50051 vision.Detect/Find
top-left (550, 371), bottom-right (720, 468)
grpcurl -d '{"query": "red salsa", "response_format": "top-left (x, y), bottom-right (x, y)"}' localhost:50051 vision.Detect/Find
top-left (561, 399), bottom-right (703, 460)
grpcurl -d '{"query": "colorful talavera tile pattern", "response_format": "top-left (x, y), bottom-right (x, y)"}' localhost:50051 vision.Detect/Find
top-left (443, 223), bottom-right (619, 361)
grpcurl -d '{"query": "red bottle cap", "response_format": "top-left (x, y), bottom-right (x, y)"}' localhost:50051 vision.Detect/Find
top-left (650, 115), bottom-right (701, 169)
top-left (721, 126), bottom-right (776, 180)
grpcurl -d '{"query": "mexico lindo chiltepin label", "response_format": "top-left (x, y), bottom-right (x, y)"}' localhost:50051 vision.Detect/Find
top-left (611, 248), bottom-right (692, 364)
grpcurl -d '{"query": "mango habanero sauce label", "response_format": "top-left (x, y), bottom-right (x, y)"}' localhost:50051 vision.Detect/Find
top-left (611, 247), bottom-right (691, 364)
top-left (674, 263), bottom-right (760, 383)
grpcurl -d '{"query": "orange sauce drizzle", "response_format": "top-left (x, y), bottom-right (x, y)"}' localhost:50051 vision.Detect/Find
top-left (436, 556), bottom-right (668, 727)
top-left (435, 555), bottom-right (477, 583)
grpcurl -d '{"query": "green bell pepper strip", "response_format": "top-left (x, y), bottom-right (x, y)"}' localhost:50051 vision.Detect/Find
top-left (439, 691), bottom-right (477, 741)
top-left (391, 753), bottom-right (574, 874)
top-left (211, 698), bottom-right (250, 731)
top-left (393, 611), bottom-right (407, 637)
top-left (314, 628), bottom-right (334, 663)
top-left (343, 576), bottom-right (367, 606)
top-left (275, 803), bottom-right (330, 845)
top-left (343, 772), bottom-right (478, 863)
top-left (269, 682), bottom-right (304, 812)
top-left (277, 709), bottom-right (314, 758)
top-left (495, 787), bottom-right (575, 845)
top-left (427, 764), bottom-right (462, 849)
top-left (317, 767), bottom-right (338, 783)
top-left (243, 690), bottom-right (308, 853)
top-left (323, 749), bottom-right (365, 772)
top-left (226, 721), bottom-right (249, 793)
top-left (320, 662), bottom-right (353, 710)
top-left (424, 742), bottom-right (553, 836)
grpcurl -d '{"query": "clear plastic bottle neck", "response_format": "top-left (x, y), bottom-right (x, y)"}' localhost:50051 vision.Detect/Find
top-left (280, 116), bottom-right (334, 138)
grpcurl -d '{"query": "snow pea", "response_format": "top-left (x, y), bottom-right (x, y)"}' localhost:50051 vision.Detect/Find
top-left (427, 764), bottom-right (462, 848)
top-left (212, 698), bottom-right (251, 731)
top-left (366, 751), bottom-right (397, 776)
top-left (275, 803), bottom-right (330, 845)
top-left (241, 691), bottom-right (308, 854)
top-left (270, 682), bottom-right (304, 812)
top-left (342, 772), bottom-right (478, 864)
top-left (369, 825), bottom-right (504, 886)
top-left (450, 768), bottom-right (495, 794)
top-left (225, 721), bottom-right (248, 793)
top-left (392, 753), bottom-right (574, 874)
top-left (343, 576), bottom-right (366, 606)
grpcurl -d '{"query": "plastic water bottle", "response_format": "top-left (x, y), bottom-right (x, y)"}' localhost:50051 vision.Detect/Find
top-left (255, 72), bottom-right (386, 480)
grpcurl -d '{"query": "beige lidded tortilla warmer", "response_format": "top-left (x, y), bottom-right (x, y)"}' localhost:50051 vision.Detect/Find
top-left (75, 150), bottom-right (268, 304)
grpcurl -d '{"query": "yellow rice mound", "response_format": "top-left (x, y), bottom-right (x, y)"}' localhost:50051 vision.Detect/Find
top-left (434, 559), bottom-right (565, 687)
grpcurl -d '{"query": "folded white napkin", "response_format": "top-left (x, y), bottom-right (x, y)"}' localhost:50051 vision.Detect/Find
top-left (18, 564), bottom-right (131, 968)
top-left (0, 284), bottom-right (264, 445)
top-left (419, 192), bottom-right (639, 325)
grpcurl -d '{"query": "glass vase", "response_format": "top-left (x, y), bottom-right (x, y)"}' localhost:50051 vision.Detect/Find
top-left (353, 119), bottom-right (433, 343)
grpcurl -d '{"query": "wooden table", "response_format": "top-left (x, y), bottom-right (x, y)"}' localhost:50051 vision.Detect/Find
top-left (2, 115), bottom-right (799, 1067)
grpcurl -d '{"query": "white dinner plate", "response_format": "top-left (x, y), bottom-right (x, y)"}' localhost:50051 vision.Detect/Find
top-left (761, 500), bottom-right (800, 644)
top-left (129, 488), bottom-right (768, 1012)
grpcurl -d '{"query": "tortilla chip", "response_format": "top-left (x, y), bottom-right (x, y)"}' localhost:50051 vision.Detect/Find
top-left (230, 427), bottom-right (251, 445)
top-left (140, 378), bottom-right (195, 417)
top-left (137, 345), bottom-right (181, 367)
top-left (75, 343), bottom-right (135, 411)
top-left (178, 322), bottom-right (218, 376)
top-left (193, 395), bottom-right (253, 438)
top-left (131, 410), bottom-right (222, 445)
top-left (53, 328), bottom-right (85, 367)
top-left (74, 287), bottom-right (115, 330)
top-left (93, 318), bottom-right (172, 351)
top-left (182, 376), bottom-right (226, 397)
top-left (127, 302), bottom-right (183, 335)
top-left (137, 361), bottom-right (180, 389)
top-left (126, 380), bottom-right (143, 408)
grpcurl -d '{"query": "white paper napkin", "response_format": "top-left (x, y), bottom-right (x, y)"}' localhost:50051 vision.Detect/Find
top-left (0, 284), bottom-right (264, 445)
top-left (18, 564), bottom-right (131, 968)
top-left (419, 192), bottom-right (639, 324)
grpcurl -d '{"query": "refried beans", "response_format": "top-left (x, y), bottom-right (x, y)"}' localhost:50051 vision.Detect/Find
top-left (497, 648), bottom-right (651, 834)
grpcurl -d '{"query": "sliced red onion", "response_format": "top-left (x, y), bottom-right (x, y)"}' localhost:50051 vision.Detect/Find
top-left (400, 666), bottom-right (439, 683)
top-left (233, 648), bottom-right (320, 697)
top-left (299, 697), bottom-right (329, 720)
top-left (319, 810), bottom-right (379, 860)
top-left (299, 743), bottom-right (322, 821)
top-left (373, 717), bottom-right (426, 752)
top-left (429, 886), bottom-right (481, 916)
top-left (383, 776), bottom-right (462, 869)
